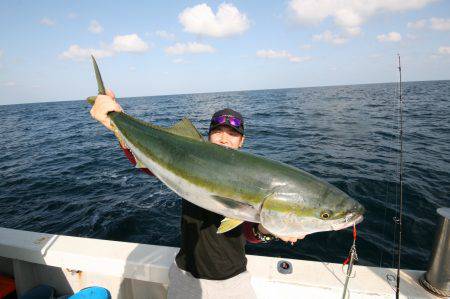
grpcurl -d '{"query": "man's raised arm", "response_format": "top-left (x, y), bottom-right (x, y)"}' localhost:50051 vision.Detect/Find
top-left (90, 89), bottom-right (154, 176)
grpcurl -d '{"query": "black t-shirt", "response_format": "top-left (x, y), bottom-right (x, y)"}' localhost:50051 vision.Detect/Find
top-left (175, 199), bottom-right (247, 280)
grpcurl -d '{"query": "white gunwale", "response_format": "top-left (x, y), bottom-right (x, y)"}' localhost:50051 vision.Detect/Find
top-left (0, 227), bottom-right (437, 298)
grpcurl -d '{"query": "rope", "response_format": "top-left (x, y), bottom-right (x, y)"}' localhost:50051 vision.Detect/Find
top-left (419, 274), bottom-right (450, 297)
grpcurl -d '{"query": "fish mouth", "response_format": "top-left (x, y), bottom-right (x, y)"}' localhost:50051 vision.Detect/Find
top-left (331, 214), bottom-right (364, 231)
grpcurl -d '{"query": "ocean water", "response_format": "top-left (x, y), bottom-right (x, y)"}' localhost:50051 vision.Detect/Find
top-left (1, 80), bottom-right (449, 270)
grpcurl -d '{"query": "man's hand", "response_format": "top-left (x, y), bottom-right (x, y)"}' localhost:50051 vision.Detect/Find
top-left (90, 90), bottom-right (123, 132)
top-left (258, 224), bottom-right (306, 245)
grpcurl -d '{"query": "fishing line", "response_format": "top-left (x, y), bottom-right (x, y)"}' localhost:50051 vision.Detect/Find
top-left (377, 55), bottom-right (405, 299)
top-left (391, 58), bottom-right (403, 272)
top-left (342, 57), bottom-right (404, 297)
top-left (392, 79), bottom-right (401, 270)
top-left (394, 54), bottom-right (405, 299)
top-left (379, 69), bottom-right (401, 268)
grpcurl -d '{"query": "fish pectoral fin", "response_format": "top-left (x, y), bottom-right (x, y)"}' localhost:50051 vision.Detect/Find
top-left (217, 218), bottom-right (244, 234)
top-left (166, 118), bottom-right (204, 141)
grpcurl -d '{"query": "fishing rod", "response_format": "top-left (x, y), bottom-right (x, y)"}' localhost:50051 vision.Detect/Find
top-left (395, 53), bottom-right (404, 299)
top-left (341, 224), bottom-right (358, 299)
top-left (342, 55), bottom-right (405, 299)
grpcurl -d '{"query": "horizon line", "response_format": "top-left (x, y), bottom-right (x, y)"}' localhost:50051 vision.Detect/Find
top-left (1, 78), bottom-right (449, 107)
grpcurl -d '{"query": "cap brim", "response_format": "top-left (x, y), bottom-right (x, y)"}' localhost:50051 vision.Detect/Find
top-left (209, 123), bottom-right (244, 135)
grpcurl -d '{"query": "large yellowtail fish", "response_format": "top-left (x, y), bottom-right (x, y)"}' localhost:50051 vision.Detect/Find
top-left (87, 56), bottom-right (364, 237)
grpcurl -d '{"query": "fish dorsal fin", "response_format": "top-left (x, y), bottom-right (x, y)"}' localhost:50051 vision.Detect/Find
top-left (217, 218), bottom-right (244, 234)
top-left (164, 117), bottom-right (204, 141)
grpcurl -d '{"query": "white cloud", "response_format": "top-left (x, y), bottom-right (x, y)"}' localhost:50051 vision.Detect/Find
top-left (407, 19), bottom-right (427, 29)
top-left (179, 3), bottom-right (249, 37)
top-left (289, 56), bottom-right (311, 63)
top-left (40, 17), bottom-right (55, 26)
top-left (299, 44), bottom-right (312, 50)
top-left (59, 34), bottom-right (150, 61)
top-left (313, 30), bottom-right (348, 44)
top-left (406, 33), bottom-right (417, 40)
top-left (430, 18), bottom-right (450, 31)
top-left (68, 13), bottom-right (77, 19)
top-left (377, 32), bottom-right (402, 42)
top-left (59, 45), bottom-right (113, 61)
top-left (345, 26), bottom-right (362, 36)
top-left (155, 30), bottom-right (175, 40)
top-left (165, 42), bottom-right (215, 55)
top-left (4, 81), bottom-right (16, 87)
top-left (172, 58), bottom-right (186, 64)
top-left (407, 18), bottom-right (450, 31)
top-left (129, 66), bottom-right (136, 71)
top-left (112, 34), bottom-right (149, 53)
top-left (0, 49), bottom-right (3, 58)
top-left (289, 0), bottom-right (435, 36)
top-left (89, 20), bottom-right (103, 34)
top-left (256, 49), bottom-right (310, 63)
top-left (438, 46), bottom-right (450, 54)
top-left (334, 9), bottom-right (363, 36)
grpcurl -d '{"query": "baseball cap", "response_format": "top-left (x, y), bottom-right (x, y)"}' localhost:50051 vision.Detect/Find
top-left (209, 108), bottom-right (244, 135)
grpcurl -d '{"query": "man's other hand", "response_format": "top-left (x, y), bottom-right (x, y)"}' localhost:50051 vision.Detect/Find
top-left (90, 90), bottom-right (123, 131)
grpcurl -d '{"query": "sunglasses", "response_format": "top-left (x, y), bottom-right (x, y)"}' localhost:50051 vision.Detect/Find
top-left (212, 115), bottom-right (242, 127)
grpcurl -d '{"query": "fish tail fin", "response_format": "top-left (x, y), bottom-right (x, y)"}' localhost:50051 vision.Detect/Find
top-left (86, 55), bottom-right (106, 106)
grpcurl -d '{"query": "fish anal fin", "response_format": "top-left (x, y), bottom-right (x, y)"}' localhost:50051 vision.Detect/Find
top-left (217, 218), bottom-right (244, 234)
top-left (165, 118), bottom-right (204, 141)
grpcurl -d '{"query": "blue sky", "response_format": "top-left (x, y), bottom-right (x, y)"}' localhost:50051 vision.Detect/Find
top-left (0, 0), bottom-right (449, 105)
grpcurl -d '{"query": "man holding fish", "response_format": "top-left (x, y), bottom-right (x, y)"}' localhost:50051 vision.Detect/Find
top-left (91, 92), bottom-right (302, 298)
top-left (88, 57), bottom-right (363, 299)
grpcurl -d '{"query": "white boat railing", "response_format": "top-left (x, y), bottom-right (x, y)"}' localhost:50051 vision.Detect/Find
top-left (0, 227), bottom-right (438, 298)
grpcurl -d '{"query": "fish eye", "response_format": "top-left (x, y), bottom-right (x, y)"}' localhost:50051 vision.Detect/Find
top-left (320, 210), bottom-right (332, 220)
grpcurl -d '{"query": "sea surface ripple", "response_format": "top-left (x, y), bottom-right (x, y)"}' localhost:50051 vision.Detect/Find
top-left (1, 80), bottom-right (449, 270)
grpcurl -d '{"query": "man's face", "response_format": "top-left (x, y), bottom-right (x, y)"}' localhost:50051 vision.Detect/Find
top-left (209, 126), bottom-right (245, 149)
